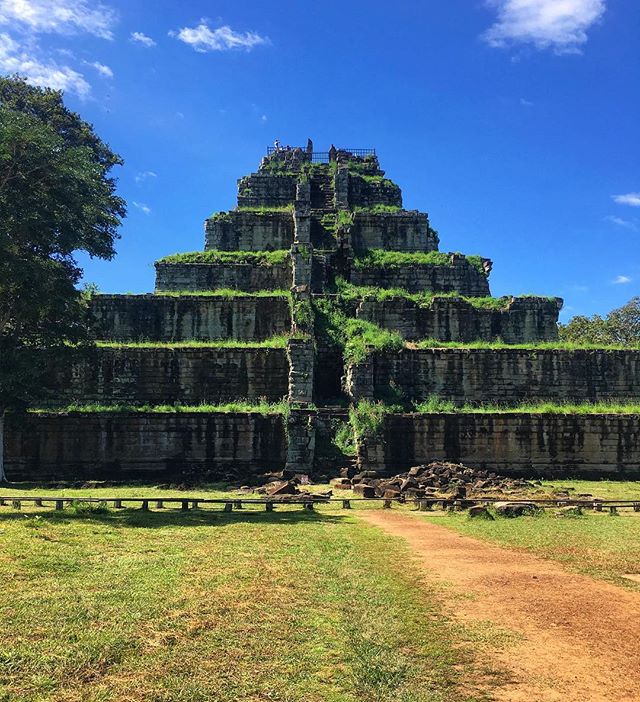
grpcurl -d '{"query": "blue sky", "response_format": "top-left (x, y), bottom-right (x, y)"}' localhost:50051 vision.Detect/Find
top-left (1, 0), bottom-right (639, 319)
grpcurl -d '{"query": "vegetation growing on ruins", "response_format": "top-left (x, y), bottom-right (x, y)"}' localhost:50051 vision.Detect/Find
top-left (29, 400), bottom-right (290, 415)
top-left (312, 297), bottom-right (403, 363)
top-left (156, 250), bottom-right (290, 265)
top-left (96, 336), bottom-right (291, 349)
top-left (412, 398), bottom-right (640, 414)
top-left (335, 279), bottom-right (513, 309)
top-left (152, 288), bottom-right (290, 298)
top-left (353, 249), bottom-right (488, 275)
top-left (236, 204), bottom-right (294, 214)
top-left (415, 338), bottom-right (640, 350)
top-left (353, 204), bottom-right (402, 214)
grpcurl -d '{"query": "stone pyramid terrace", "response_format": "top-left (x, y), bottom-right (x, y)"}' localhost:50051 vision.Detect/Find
top-left (6, 144), bottom-right (640, 481)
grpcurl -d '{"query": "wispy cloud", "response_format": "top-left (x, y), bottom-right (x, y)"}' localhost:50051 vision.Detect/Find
top-left (612, 192), bottom-right (640, 207)
top-left (519, 97), bottom-right (534, 106)
top-left (85, 60), bottom-right (112, 78)
top-left (0, 32), bottom-right (90, 96)
top-left (604, 215), bottom-right (637, 230)
top-left (0, 0), bottom-right (117, 39)
top-left (612, 275), bottom-right (632, 285)
top-left (171, 21), bottom-right (269, 53)
top-left (0, 0), bottom-right (116, 97)
top-left (482, 0), bottom-right (606, 54)
top-left (133, 201), bottom-right (151, 215)
top-left (130, 30), bottom-right (155, 47)
top-left (135, 171), bottom-right (157, 184)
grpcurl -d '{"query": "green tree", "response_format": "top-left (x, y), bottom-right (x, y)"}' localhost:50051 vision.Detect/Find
top-left (0, 76), bottom-right (125, 481)
top-left (559, 297), bottom-right (640, 346)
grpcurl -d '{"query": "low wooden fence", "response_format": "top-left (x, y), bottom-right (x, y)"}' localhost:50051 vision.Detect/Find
top-left (1, 495), bottom-right (639, 515)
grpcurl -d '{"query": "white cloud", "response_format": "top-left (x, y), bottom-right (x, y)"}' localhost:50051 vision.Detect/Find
top-left (171, 21), bottom-right (269, 52)
top-left (0, 32), bottom-right (90, 96)
top-left (612, 192), bottom-right (640, 207)
top-left (0, 0), bottom-right (117, 39)
top-left (135, 170), bottom-right (157, 184)
top-left (260, 114), bottom-right (267, 122)
top-left (130, 31), bottom-right (155, 47)
top-left (133, 201), bottom-right (151, 215)
top-left (482, 0), bottom-right (606, 54)
top-left (612, 275), bottom-right (632, 285)
top-left (604, 215), bottom-right (637, 230)
top-left (86, 60), bottom-right (112, 78)
top-left (520, 97), bottom-right (534, 106)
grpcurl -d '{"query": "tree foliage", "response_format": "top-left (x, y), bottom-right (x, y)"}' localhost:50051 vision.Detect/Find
top-left (559, 298), bottom-right (640, 346)
top-left (0, 76), bottom-right (125, 412)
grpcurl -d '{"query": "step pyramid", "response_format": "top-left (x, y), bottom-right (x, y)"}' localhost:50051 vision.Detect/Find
top-left (6, 144), bottom-right (640, 482)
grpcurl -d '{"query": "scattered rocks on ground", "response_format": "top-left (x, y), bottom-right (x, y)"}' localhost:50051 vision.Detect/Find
top-left (346, 462), bottom-right (535, 500)
top-left (468, 505), bottom-right (494, 520)
top-left (493, 501), bottom-right (540, 517)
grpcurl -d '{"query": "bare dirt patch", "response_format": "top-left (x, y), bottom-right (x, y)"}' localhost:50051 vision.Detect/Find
top-left (360, 510), bottom-right (640, 702)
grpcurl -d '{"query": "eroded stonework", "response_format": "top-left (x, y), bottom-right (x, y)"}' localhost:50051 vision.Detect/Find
top-left (6, 143), bottom-right (640, 481)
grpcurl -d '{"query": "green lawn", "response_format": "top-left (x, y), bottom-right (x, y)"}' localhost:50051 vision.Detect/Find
top-left (0, 493), bottom-right (494, 702)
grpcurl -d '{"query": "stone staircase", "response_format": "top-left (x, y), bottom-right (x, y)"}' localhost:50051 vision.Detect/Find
top-left (310, 173), bottom-right (334, 210)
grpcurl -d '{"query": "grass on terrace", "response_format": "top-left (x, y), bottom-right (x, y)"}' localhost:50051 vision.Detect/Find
top-left (335, 281), bottom-right (554, 310)
top-left (96, 335), bottom-right (290, 349)
top-left (424, 507), bottom-right (640, 590)
top-left (414, 339), bottom-right (640, 350)
top-left (353, 250), bottom-right (487, 275)
top-left (412, 397), bottom-right (640, 414)
top-left (151, 288), bottom-right (290, 298)
top-left (156, 249), bottom-right (290, 265)
top-left (27, 400), bottom-right (290, 415)
top-left (0, 500), bottom-right (488, 702)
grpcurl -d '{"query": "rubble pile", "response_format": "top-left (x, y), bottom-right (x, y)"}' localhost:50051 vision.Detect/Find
top-left (332, 462), bottom-right (536, 499)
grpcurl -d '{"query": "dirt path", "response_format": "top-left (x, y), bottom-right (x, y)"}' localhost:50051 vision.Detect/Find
top-left (359, 510), bottom-right (640, 702)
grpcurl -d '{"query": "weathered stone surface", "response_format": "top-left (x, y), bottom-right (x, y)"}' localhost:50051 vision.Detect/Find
top-left (348, 175), bottom-right (402, 209)
top-left (358, 413), bottom-right (640, 479)
top-left (90, 295), bottom-right (291, 342)
top-left (350, 211), bottom-right (437, 252)
top-left (347, 348), bottom-right (640, 404)
top-left (4, 412), bottom-right (286, 481)
top-left (350, 257), bottom-right (490, 296)
top-left (154, 261), bottom-right (291, 292)
top-left (468, 506), bottom-right (494, 519)
top-left (49, 346), bottom-right (289, 404)
top-left (236, 174), bottom-right (297, 208)
top-left (205, 210), bottom-right (294, 251)
top-left (356, 295), bottom-right (562, 343)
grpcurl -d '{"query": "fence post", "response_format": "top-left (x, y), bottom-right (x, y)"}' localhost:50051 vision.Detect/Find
top-left (233, 500), bottom-right (243, 510)
top-left (155, 500), bottom-right (164, 509)
top-left (383, 499), bottom-right (392, 509)
top-left (181, 500), bottom-right (190, 511)
top-left (55, 500), bottom-right (64, 511)
top-left (342, 499), bottom-right (351, 509)
top-left (140, 500), bottom-right (149, 511)
top-left (113, 499), bottom-right (122, 509)
top-left (266, 502), bottom-right (274, 512)
top-left (224, 503), bottom-right (233, 512)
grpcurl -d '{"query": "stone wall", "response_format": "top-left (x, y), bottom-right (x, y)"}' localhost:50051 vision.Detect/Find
top-left (236, 174), bottom-right (297, 208)
top-left (154, 261), bottom-right (292, 292)
top-left (204, 211), bottom-right (294, 251)
top-left (358, 413), bottom-right (640, 478)
top-left (90, 295), bottom-right (291, 342)
top-left (347, 348), bottom-right (640, 404)
top-left (350, 256), bottom-right (490, 296)
top-left (4, 412), bottom-right (286, 482)
top-left (350, 212), bottom-right (438, 252)
top-left (51, 346), bottom-right (289, 404)
top-left (347, 175), bottom-right (402, 209)
top-left (357, 296), bottom-right (562, 342)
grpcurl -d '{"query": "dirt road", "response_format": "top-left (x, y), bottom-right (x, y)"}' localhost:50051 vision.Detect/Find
top-left (360, 510), bottom-right (640, 702)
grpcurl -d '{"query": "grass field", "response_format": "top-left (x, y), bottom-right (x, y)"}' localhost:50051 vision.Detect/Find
top-left (0, 492), bottom-right (495, 702)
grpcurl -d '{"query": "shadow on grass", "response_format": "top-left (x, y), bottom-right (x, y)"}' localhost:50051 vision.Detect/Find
top-left (0, 506), bottom-right (348, 529)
